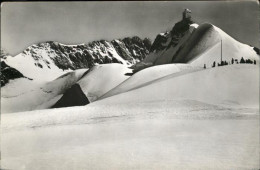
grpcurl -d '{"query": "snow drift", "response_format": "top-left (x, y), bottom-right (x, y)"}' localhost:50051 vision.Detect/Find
top-left (78, 63), bottom-right (132, 102)
top-left (1, 64), bottom-right (132, 113)
top-left (100, 64), bottom-right (199, 99)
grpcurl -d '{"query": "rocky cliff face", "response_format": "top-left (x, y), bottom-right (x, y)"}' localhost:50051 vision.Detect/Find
top-left (111, 37), bottom-right (151, 63)
top-left (22, 36), bottom-right (151, 70)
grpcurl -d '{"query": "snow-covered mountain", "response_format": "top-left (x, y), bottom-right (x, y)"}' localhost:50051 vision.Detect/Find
top-left (133, 10), bottom-right (259, 72)
top-left (1, 37), bottom-right (151, 85)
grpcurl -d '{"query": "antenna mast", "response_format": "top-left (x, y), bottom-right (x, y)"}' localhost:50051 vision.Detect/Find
top-left (221, 39), bottom-right (222, 63)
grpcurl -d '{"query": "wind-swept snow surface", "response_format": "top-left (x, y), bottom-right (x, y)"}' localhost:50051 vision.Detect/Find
top-left (1, 99), bottom-right (259, 170)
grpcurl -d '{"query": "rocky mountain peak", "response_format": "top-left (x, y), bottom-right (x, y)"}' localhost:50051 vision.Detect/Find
top-left (150, 9), bottom-right (195, 53)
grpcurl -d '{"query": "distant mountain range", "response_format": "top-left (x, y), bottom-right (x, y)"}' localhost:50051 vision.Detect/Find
top-left (1, 37), bottom-right (151, 86)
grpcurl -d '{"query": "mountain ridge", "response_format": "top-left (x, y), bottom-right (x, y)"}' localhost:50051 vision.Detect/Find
top-left (1, 36), bottom-right (151, 86)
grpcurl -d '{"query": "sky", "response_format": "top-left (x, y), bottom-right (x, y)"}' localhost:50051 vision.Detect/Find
top-left (1, 1), bottom-right (259, 56)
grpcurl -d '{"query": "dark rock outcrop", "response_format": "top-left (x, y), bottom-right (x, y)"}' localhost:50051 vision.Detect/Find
top-left (52, 84), bottom-right (89, 108)
top-left (253, 47), bottom-right (260, 55)
top-left (1, 61), bottom-right (29, 87)
top-left (150, 33), bottom-right (169, 52)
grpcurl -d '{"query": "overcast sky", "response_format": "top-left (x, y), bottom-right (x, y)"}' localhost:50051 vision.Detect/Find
top-left (1, 1), bottom-right (259, 56)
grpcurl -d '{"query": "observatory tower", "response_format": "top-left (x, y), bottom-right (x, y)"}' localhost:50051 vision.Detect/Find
top-left (182, 9), bottom-right (192, 21)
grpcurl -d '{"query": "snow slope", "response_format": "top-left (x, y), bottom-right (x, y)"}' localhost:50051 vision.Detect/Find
top-left (188, 25), bottom-right (259, 67)
top-left (98, 64), bottom-right (259, 108)
top-left (170, 23), bottom-right (221, 63)
top-left (78, 63), bottom-right (132, 102)
top-left (1, 69), bottom-right (88, 113)
top-left (3, 51), bottom-right (69, 82)
top-left (3, 64), bottom-right (257, 113)
top-left (1, 63), bottom-right (259, 170)
top-left (100, 64), bottom-right (198, 100)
